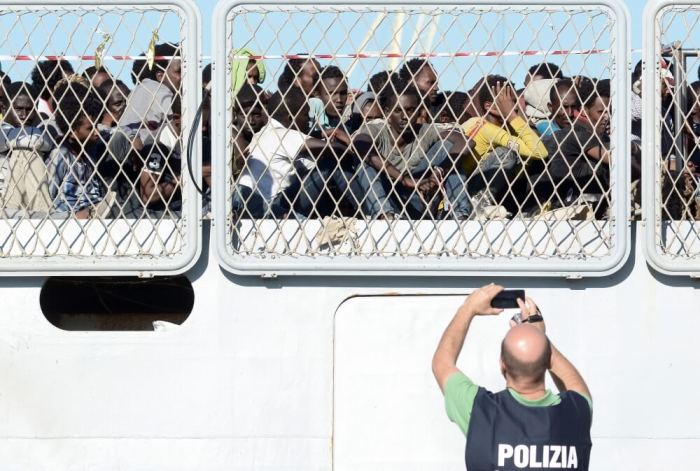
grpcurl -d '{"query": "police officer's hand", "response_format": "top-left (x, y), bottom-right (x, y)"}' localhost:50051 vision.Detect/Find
top-left (515, 296), bottom-right (546, 333)
top-left (461, 283), bottom-right (504, 316)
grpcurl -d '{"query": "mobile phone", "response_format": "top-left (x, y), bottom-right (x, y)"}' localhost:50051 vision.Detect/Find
top-left (491, 290), bottom-right (525, 309)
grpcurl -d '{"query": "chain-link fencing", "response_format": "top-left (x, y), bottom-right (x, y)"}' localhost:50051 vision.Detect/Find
top-left (213, 0), bottom-right (630, 276)
top-left (644, 0), bottom-right (700, 276)
top-left (0, 1), bottom-right (200, 275)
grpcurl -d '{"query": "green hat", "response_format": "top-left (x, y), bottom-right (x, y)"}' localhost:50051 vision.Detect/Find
top-left (230, 48), bottom-right (266, 97)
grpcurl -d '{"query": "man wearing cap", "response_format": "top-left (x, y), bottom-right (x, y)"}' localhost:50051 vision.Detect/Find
top-left (432, 284), bottom-right (592, 470)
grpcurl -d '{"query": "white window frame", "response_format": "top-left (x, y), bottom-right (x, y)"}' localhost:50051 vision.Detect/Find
top-left (0, 0), bottom-right (202, 276)
top-left (212, 0), bottom-right (631, 277)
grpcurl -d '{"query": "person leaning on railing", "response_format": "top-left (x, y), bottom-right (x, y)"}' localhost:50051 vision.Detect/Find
top-left (432, 284), bottom-right (592, 470)
top-left (542, 79), bottom-right (610, 216)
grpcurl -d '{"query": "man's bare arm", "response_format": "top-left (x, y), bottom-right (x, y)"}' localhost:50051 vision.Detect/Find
top-left (353, 133), bottom-right (412, 185)
top-left (439, 129), bottom-right (475, 160)
top-left (303, 137), bottom-right (347, 159)
top-left (516, 297), bottom-right (592, 401)
top-left (432, 305), bottom-right (476, 393)
top-left (586, 145), bottom-right (610, 165)
top-left (548, 344), bottom-right (591, 400)
top-left (432, 284), bottom-right (504, 393)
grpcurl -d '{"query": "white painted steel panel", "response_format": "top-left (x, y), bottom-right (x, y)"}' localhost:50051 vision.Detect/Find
top-left (0, 223), bottom-right (696, 469)
top-left (334, 258), bottom-right (700, 468)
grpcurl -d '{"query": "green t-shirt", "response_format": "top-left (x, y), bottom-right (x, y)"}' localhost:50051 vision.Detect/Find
top-left (444, 371), bottom-right (593, 436)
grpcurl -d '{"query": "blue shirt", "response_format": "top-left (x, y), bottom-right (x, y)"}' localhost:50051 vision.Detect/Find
top-left (0, 123), bottom-right (54, 156)
top-left (536, 120), bottom-right (561, 138)
top-left (48, 145), bottom-right (104, 213)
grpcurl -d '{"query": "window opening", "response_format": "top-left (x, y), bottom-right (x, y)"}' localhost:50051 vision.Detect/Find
top-left (40, 276), bottom-right (193, 331)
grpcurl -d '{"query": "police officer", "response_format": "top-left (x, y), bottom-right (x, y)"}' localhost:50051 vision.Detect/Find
top-left (432, 284), bottom-right (592, 470)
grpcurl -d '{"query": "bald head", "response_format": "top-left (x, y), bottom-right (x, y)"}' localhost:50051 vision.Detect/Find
top-left (500, 324), bottom-right (551, 385)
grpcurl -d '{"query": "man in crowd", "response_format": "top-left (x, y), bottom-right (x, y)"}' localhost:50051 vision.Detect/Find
top-left (436, 91), bottom-right (464, 125)
top-left (96, 80), bottom-right (130, 130)
top-left (524, 62), bottom-right (564, 87)
top-left (399, 59), bottom-right (440, 120)
top-left (367, 70), bottom-right (395, 95)
top-left (231, 83), bottom-right (268, 181)
top-left (30, 59), bottom-right (75, 120)
top-left (0, 82), bottom-right (53, 215)
top-left (536, 78), bottom-right (580, 137)
top-left (82, 66), bottom-right (112, 88)
top-left (48, 81), bottom-right (107, 218)
top-left (353, 78), bottom-right (473, 219)
top-left (543, 80), bottom-right (610, 209)
top-left (432, 284), bottom-right (592, 470)
top-left (310, 65), bottom-right (352, 141)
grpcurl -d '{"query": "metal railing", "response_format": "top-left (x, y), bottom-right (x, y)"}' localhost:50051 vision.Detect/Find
top-left (212, 0), bottom-right (630, 276)
top-left (643, 0), bottom-right (700, 276)
top-left (0, 0), bottom-right (201, 275)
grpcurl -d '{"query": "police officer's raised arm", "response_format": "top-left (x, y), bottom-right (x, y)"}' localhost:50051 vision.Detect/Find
top-left (516, 297), bottom-right (592, 403)
top-left (431, 284), bottom-right (504, 392)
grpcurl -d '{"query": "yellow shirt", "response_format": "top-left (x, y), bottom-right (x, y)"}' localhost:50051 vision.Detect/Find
top-left (461, 116), bottom-right (548, 174)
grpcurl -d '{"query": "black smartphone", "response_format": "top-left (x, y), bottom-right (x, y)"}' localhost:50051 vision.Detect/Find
top-left (491, 290), bottom-right (525, 309)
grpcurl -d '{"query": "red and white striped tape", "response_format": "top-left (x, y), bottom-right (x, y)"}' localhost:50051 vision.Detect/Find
top-left (0, 48), bottom-right (645, 62)
top-left (228, 49), bottom-right (613, 60)
top-left (0, 55), bottom-right (177, 61)
top-left (0, 49), bottom-right (621, 62)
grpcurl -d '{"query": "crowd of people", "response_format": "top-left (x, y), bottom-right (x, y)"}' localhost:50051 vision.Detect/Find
top-left (0, 39), bottom-right (696, 222)
top-left (645, 59), bottom-right (700, 220)
top-left (230, 56), bottom-right (617, 221)
top-left (0, 42), bottom-right (186, 219)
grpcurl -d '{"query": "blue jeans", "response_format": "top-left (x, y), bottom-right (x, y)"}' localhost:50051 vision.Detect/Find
top-left (232, 185), bottom-right (290, 218)
top-left (466, 147), bottom-right (520, 199)
top-left (382, 141), bottom-right (473, 219)
top-left (294, 155), bottom-right (394, 217)
top-left (233, 155), bottom-right (395, 218)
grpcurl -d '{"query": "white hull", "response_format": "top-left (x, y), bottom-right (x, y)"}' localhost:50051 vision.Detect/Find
top-left (0, 221), bottom-right (696, 470)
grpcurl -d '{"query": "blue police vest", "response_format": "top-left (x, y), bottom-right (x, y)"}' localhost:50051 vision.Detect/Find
top-left (465, 388), bottom-right (592, 470)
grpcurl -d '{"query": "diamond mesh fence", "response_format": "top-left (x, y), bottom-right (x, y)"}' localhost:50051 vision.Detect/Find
top-left (0, 2), bottom-right (199, 274)
top-left (215, 2), bottom-right (629, 275)
top-left (646, 3), bottom-right (700, 271)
